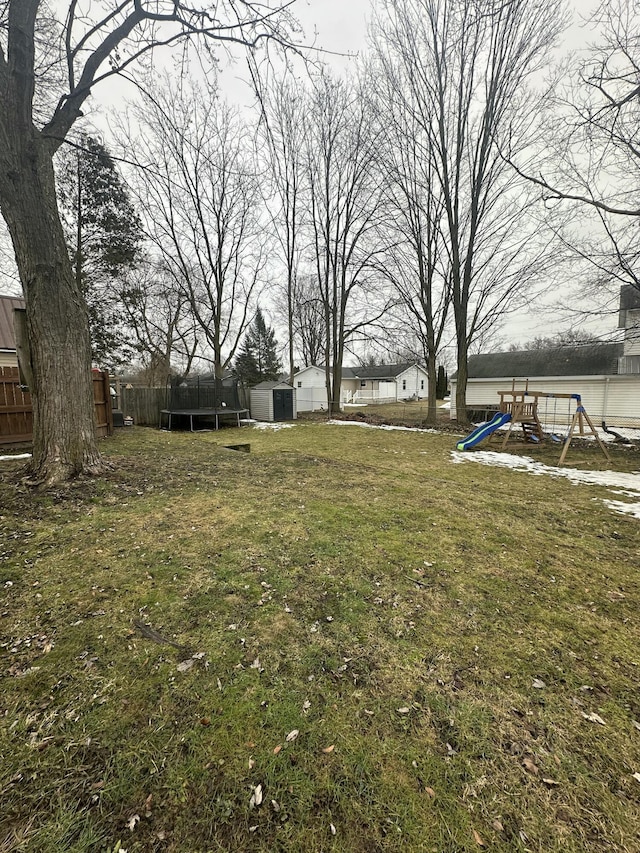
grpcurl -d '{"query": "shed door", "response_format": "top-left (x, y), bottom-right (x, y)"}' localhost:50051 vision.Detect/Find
top-left (273, 389), bottom-right (293, 420)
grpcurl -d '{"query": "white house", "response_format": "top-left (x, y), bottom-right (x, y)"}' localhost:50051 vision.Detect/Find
top-left (294, 363), bottom-right (429, 412)
top-left (293, 365), bottom-right (328, 412)
top-left (450, 287), bottom-right (640, 428)
top-left (619, 283), bottom-right (640, 372)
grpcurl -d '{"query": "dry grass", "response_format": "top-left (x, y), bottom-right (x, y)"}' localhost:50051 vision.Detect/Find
top-left (0, 420), bottom-right (639, 852)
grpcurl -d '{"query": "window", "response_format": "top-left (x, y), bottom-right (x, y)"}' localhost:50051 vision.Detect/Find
top-left (360, 380), bottom-right (366, 388)
top-left (420, 380), bottom-right (424, 390)
top-left (402, 379), bottom-right (407, 390)
top-left (297, 381), bottom-right (302, 388)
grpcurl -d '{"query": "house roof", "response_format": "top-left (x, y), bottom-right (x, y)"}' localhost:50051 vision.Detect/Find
top-left (464, 343), bottom-right (624, 379)
top-left (293, 362), bottom-right (426, 380)
top-left (0, 294), bottom-right (25, 352)
top-left (340, 362), bottom-right (423, 380)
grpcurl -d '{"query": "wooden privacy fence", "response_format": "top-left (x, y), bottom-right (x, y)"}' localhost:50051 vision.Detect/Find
top-left (0, 366), bottom-right (113, 445)
top-left (118, 386), bottom-right (168, 426)
top-left (0, 366), bottom-right (31, 444)
top-left (117, 384), bottom-right (252, 426)
top-left (93, 369), bottom-right (114, 438)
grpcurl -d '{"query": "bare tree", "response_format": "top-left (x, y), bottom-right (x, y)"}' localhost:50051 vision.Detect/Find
top-left (366, 51), bottom-right (451, 424)
top-left (0, 1), bottom-right (297, 483)
top-left (121, 258), bottom-right (198, 386)
top-left (122, 78), bottom-right (266, 380)
top-left (373, 0), bottom-right (566, 423)
top-left (291, 272), bottom-right (326, 367)
top-left (304, 70), bottom-right (389, 413)
top-left (250, 61), bottom-right (308, 383)
top-left (516, 0), bottom-right (640, 221)
top-left (510, 0), bottom-right (640, 326)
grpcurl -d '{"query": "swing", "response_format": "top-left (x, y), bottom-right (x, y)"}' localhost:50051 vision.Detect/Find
top-left (495, 387), bottom-right (611, 464)
top-left (548, 396), bottom-right (564, 443)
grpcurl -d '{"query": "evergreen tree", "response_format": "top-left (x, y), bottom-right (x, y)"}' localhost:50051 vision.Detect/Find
top-left (56, 134), bottom-right (142, 367)
top-left (436, 365), bottom-right (448, 399)
top-left (233, 308), bottom-right (282, 385)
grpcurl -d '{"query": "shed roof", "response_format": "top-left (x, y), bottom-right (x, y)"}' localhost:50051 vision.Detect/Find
top-left (464, 343), bottom-right (623, 379)
top-left (252, 380), bottom-right (294, 390)
top-left (0, 294), bottom-right (25, 352)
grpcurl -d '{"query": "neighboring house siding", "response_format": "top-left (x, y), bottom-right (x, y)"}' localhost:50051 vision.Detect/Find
top-left (0, 351), bottom-right (17, 368)
top-left (352, 379), bottom-right (396, 402)
top-left (450, 375), bottom-right (640, 427)
top-left (0, 296), bottom-right (25, 370)
top-left (297, 386), bottom-right (327, 411)
top-left (599, 375), bottom-right (640, 424)
top-left (294, 362), bottom-right (429, 409)
top-left (623, 308), bottom-right (640, 356)
top-left (396, 367), bottom-right (428, 400)
top-left (340, 378), bottom-right (358, 402)
top-left (295, 366), bottom-right (327, 412)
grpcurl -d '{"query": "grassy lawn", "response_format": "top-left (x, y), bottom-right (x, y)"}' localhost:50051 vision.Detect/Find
top-left (1, 421), bottom-right (639, 852)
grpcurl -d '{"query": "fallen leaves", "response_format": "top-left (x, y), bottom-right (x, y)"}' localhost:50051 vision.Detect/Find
top-left (249, 784), bottom-right (263, 808)
top-left (532, 678), bottom-right (546, 689)
top-left (582, 711), bottom-right (606, 726)
top-left (322, 744), bottom-right (335, 754)
top-left (285, 729), bottom-right (299, 743)
top-left (472, 828), bottom-right (486, 847)
top-left (633, 772), bottom-right (640, 784)
top-left (522, 757), bottom-right (539, 776)
top-left (176, 652), bottom-right (207, 673)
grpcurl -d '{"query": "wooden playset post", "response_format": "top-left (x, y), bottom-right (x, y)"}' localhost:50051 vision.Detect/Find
top-left (496, 387), bottom-right (610, 464)
top-left (558, 397), bottom-right (611, 465)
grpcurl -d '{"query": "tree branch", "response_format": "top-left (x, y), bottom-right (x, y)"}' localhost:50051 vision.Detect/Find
top-left (506, 154), bottom-right (640, 217)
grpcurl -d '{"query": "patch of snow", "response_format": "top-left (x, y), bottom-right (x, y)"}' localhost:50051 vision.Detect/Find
top-left (0, 453), bottom-right (32, 462)
top-left (251, 422), bottom-right (295, 431)
top-left (327, 419), bottom-right (439, 435)
top-left (451, 450), bottom-right (640, 519)
top-left (344, 402), bottom-right (367, 407)
top-left (439, 401), bottom-right (451, 410)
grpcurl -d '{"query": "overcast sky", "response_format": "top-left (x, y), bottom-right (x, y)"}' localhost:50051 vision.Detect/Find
top-left (0, 0), bottom-right (615, 348)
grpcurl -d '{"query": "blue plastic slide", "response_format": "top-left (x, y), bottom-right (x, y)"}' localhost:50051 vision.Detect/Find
top-left (456, 412), bottom-right (511, 451)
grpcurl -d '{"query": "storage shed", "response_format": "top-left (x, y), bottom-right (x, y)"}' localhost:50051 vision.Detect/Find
top-left (250, 381), bottom-right (297, 422)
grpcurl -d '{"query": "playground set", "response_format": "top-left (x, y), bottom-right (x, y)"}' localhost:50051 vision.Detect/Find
top-left (456, 381), bottom-right (611, 463)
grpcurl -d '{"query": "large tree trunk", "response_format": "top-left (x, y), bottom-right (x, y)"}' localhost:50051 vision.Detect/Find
top-left (426, 348), bottom-right (437, 425)
top-left (0, 134), bottom-right (102, 485)
top-left (455, 337), bottom-right (469, 427)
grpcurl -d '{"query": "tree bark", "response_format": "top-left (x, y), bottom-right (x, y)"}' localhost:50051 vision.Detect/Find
top-left (455, 333), bottom-right (469, 426)
top-left (0, 134), bottom-right (102, 484)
